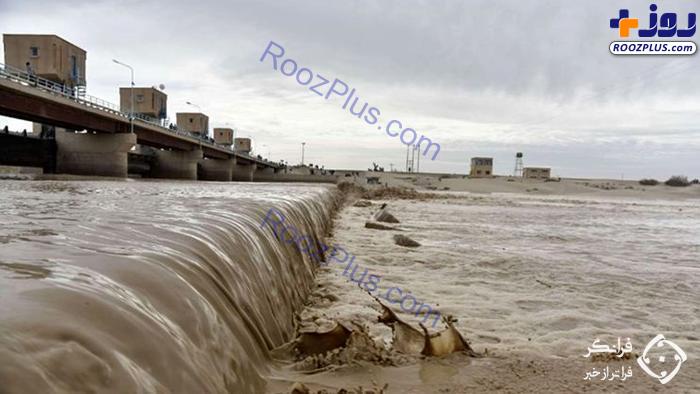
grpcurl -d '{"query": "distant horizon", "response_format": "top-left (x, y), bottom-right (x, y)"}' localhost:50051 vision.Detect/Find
top-left (1, 0), bottom-right (698, 180)
top-left (310, 166), bottom-right (695, 182)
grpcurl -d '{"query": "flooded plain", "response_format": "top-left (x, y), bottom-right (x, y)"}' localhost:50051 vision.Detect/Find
top-left (276, 192), bottom-right (700, 393)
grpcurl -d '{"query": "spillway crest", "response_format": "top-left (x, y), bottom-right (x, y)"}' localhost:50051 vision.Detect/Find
top-left (0, 181), bottom-right (337, 393)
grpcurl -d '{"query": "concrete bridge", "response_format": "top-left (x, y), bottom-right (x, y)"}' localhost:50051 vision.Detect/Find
top-left (0, 63), bottom-right (302, 182)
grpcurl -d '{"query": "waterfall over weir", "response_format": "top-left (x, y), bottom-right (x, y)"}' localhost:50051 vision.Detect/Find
top-left (0, 180), bottom-right (338, 393)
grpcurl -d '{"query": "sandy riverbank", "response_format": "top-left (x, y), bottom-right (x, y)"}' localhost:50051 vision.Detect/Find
top-left (348, 172), bottom-right (700, 200)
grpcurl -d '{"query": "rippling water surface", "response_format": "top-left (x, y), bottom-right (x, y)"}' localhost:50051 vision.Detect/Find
top-left (293, 192), bottom-right (700, 392)
top-left (322, 193), bottom-right (700, 352)
top-left (0, 180), bottom-right (336, 393)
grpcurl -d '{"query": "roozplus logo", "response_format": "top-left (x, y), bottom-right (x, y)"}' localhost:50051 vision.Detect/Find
top-left (609, 4), bottom-right (697, 55)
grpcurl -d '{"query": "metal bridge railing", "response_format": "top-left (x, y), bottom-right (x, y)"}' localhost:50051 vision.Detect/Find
top-left (0, 62), bottom-right (270, 165)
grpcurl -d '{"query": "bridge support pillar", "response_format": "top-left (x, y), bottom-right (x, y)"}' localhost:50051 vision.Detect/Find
top-left (150, 148), bottom-right (202, 180)
top-left (254, 166), bottom-right (278, 182)
top-left (198, 158), bottom-right (234, 181)
top-left (231, 160), bottom-right (255, 182)
top-left (56, 130), bottom-right (136, 177)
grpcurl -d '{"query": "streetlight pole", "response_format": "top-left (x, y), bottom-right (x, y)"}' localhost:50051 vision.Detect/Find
top-left (226, 122), bottom-right (236, 154)
top-left (185, 101), bottom-right (201, 111)
top-left (112, 59), bottom-right (134, 134)
top-left (301, 142), bottom-right (306, 166)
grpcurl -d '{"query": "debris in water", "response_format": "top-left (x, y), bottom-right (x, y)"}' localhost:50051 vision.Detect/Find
top-left (373, 204), bottom-right (400, 223)
top-left (290, 382), bottom-right (310, 394)
top-left (377, 300), bottom-right (426, 355)
top-left (353, 200), bottom-right (373, 207)
top-left (292, 322), bottom-right (396, 371)
top-left (393, 234), bottom-right (420, 247)
top-left (375, 298), bottom-right (477, 357)
top-left (297, 323), bottom-right (352, 356)
top-left (419, 318), bottom-right (477, 357)
top-left (535, 279), bottom-right (552, 288)
top-left (364, 221), bottom-right (398, 231)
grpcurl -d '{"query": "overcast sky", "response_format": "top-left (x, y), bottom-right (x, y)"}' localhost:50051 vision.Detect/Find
top-left (1, 0), bottom-right (698, 178)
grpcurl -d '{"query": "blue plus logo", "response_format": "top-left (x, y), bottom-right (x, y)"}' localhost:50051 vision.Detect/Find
top-left (610, 4), bottom-right (696, 38)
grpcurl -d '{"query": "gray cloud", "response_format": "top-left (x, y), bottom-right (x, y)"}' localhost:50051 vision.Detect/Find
top-left (1, 0), bottom-right (698, 178)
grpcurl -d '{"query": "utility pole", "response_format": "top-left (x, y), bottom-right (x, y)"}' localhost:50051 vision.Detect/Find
top-left (112, 59), bottom-right (134, 134)
top-left (416, 145), bottom-right (420, 173)
top-left (405, 145), bottom-right (410, 172)
top-left (301, 142), bottom-right (306, 165)
top-left (226, 122), bottom-right (236, 154)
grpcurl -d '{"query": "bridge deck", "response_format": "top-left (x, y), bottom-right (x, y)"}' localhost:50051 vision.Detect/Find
top-left (0, 64), bottom-right (278, 167)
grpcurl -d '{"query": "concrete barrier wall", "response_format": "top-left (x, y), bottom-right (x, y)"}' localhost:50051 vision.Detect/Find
top-left (254, 171), bottom-right (337, 183)
top-left (56, 130), bottom-right (136, 177)
top-left (150, 148), bottom-right (202, 180)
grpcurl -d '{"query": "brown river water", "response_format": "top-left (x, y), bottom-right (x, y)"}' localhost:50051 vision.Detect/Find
top-left (1, 180), bottom-right (699, 393)
top-left (268, 192), bottom-right (700, 392)
top-left (0, 180), bottom-right (337, 393)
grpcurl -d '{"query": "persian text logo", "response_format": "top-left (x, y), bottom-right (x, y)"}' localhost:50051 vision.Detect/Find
top-left (582, 337), bottom-right (635, 382)
top-left (637, 334), bottom-right (688, 385)
top-left (610, 4), bottom-right (696, 38)
top-left (609, 4), bottom-right (697, 55)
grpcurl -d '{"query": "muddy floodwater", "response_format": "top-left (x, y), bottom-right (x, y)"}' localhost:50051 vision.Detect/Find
top-left (270, 193), bottom-right (700, 393)
top-left (0, 180), bottom-right (336, 393)
top-left (0, 180), bottom-right (698, 393)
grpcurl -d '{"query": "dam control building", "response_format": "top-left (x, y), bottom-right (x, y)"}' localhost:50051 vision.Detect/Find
top-left (176, 112), bottom-right (209, 137)
top-left (120, 87), bottom-right (167, 121)
top-left (3, 34), bottom-right (86, 91)
top-left (234, 138), bottom-right (251, 154)
top-left (213, 128), bottom-right (233, 147)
